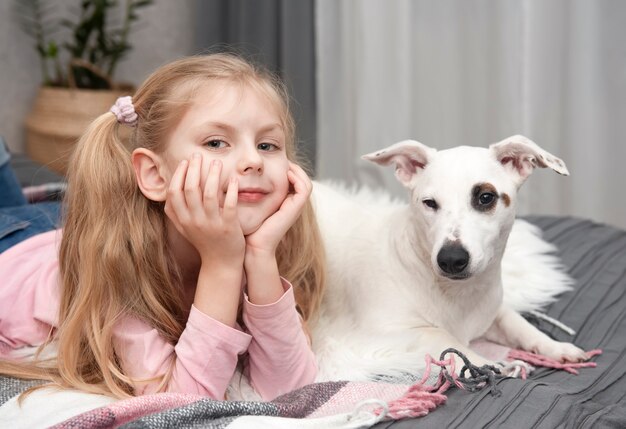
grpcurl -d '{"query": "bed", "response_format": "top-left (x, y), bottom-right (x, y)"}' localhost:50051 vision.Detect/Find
top-left (1, 160), bottom-right (624, 427)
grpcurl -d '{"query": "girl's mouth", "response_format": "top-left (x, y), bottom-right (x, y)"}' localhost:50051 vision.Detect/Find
top-left (238, 189), bottom-right (268, 203)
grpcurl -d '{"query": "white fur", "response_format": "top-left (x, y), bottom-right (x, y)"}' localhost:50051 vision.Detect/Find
top-left (310, 135), bottom-right (585, 382)
top-left (501, 220), bottom-right (573, 313)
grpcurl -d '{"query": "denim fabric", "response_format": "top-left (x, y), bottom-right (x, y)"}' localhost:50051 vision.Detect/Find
top-left (0, 202), bottom-right (61, 253)
top-left (0, 138), bottom-right (9, 166)
top-left (0, 136), bottom-right (61, 253)
top-left (0, 137), bottom-right (28, 207)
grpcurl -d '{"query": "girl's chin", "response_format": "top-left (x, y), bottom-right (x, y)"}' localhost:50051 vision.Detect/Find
top-left (239, 205), bottom-right (281, 236)
top-left (239, 217), bottom-right (264, 236)
top-left (242, 223), bottom-right (262, 236)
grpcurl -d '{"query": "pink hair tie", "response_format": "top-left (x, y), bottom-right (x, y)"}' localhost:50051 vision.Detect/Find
top-left (110, 96), bottom-right (138, 127)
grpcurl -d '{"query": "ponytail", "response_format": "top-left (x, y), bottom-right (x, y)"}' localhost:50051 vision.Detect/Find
top-left (0, 113), bottom-right (186, 398)
top-left (57, 112), bottom-right (187, 395)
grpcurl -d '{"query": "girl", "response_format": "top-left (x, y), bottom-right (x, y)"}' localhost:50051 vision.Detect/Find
top-left (0, 53), bottom-right (325, 401)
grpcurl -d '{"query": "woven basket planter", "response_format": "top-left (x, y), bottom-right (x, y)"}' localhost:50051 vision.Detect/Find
top-left (25, 86), bottom-right (133, 175)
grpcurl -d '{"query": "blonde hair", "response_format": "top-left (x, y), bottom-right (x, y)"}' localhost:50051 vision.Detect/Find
top-left (0, 53), bottom-right (325, 398)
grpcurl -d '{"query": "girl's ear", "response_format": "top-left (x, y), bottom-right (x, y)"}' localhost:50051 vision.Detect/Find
top-left (132, 148), bottom-right (168, 202)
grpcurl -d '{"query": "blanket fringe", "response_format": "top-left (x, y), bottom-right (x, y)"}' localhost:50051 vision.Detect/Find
top-left (383, 349), bottom-right (502, 419)
top-left (507, 349), bottom-right (602, 375)
top-left (382, 347), bottom-right (602, 421)
top-left (528, 310), bottom-right (577, 336)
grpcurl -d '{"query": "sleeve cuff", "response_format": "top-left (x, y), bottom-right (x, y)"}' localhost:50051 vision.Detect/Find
top-left (187, 305), bottom-right (252, 350)
top-left (243, 278), bottom-right (296, 319)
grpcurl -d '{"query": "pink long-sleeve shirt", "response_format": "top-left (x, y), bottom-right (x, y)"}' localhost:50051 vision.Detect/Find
top-left (0, 230), bottom-right (317, 400)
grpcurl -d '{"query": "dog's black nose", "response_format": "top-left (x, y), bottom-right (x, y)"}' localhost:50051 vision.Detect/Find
top-left (437, 243), bottom-right (470, 276)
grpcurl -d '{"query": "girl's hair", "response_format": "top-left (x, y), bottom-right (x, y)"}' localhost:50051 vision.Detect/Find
top-left (0, 53), bottom-right (325, 398)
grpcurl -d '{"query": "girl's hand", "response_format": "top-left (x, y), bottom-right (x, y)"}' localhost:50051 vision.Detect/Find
top-left (164, 154), bottom-right (245, 266)
top-left (245, 162), bottom-right (312, 256)
top-left (244, 163), bottom-right (311, 305)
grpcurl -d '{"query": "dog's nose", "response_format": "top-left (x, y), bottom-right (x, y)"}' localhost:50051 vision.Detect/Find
top-left (437, 243), bottom-right (470, 276)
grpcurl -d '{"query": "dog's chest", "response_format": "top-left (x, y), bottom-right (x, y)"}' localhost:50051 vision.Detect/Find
top-left (428, 283), bottom-right (503, 344)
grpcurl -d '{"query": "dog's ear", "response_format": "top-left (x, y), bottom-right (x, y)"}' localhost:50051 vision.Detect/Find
top-left (490, 135), bottom-right (569, 186)
top-left (362, 140), bottom-right (436, 186)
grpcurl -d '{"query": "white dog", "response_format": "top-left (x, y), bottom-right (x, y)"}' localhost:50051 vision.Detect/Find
top-left (310, 135), bottom-right (588, 381)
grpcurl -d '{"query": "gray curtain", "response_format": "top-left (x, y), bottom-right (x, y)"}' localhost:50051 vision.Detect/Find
top-left (195, 0), bottom-right (317, 172)
top-left (316, 0), bottom-right (626, 230)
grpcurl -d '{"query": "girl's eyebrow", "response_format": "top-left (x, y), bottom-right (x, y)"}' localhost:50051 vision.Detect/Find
top-left (258, 123), bottom-right (284, 134)
top-left (197, 122), bottom-right (284, 135)
top-left (197, 121), bottom-right (236, 133)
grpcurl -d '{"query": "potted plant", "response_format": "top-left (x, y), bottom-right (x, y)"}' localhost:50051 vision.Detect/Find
top-left (17, 0), bottom-right (153, 174)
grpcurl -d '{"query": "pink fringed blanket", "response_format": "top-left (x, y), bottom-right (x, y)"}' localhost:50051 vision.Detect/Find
top-left (30, 348), bottom-right (599, 429)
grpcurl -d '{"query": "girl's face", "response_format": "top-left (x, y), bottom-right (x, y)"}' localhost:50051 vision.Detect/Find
top-left (163, 81), bottom-right (290, 235)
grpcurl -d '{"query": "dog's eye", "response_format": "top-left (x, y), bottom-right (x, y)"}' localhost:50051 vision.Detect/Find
top-left (479, 192), bottom-right (496, 205)
top-left (423, 199), bottom-right (438, 210)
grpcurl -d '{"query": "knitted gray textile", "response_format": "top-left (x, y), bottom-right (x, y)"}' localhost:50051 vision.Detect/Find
top-left (121, 399), bottom-right (278, 429)
top-left (0, 376), bottom-right (45, 405)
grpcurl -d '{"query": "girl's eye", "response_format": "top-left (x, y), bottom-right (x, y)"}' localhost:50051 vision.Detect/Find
top-left (423, 198), bottom-right (438, 210)
top-left (479, 192), bottom-right (496, 205)
top-left (258, 142), bottom-right (279, 151)
top-left (205, 139), bottom-right (227, 149)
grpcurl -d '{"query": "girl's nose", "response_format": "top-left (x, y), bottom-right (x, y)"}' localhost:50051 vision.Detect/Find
top-left (239, 146), bottom-right (263, 174)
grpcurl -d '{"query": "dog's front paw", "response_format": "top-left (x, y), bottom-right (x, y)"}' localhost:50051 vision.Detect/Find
top-left (534, 341), bottom-right (588, 363)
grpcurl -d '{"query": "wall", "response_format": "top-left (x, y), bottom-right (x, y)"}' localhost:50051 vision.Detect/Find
top-left (0, 0), bottom-right (197, 153)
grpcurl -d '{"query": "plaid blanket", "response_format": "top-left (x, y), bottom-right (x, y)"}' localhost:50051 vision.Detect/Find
top-left (0, 348), bottom-right (600, 429)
